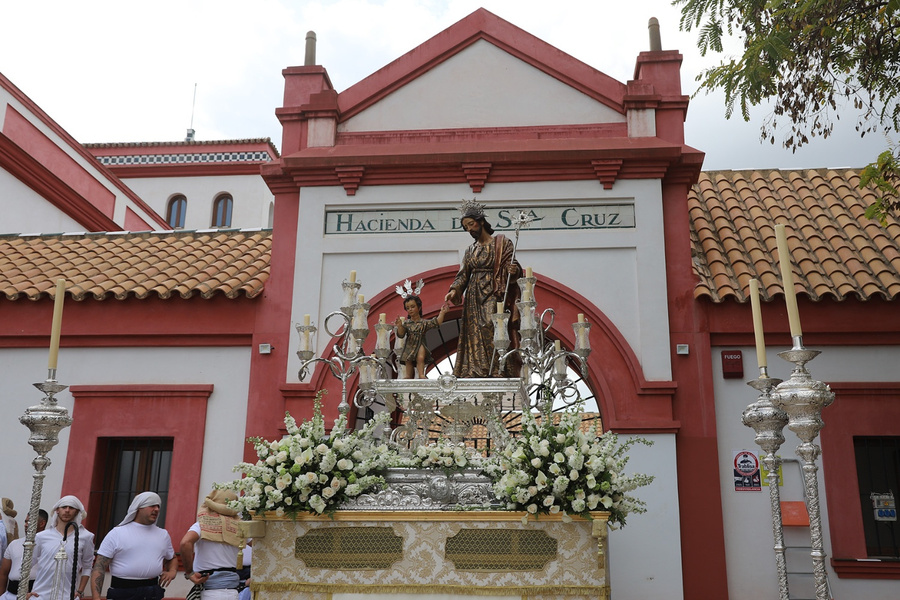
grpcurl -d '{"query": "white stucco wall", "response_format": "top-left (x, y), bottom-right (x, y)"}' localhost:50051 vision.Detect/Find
top-left (0, 170), bottom-right (83, 233)
top-left (288, 178), bottom-right (672, 385)
top-left (342, 40), bottom-right (625, 132)
top-left (121, 174), bottom-right (274, 230)
top-left (713, 344), bottom-right (900, 600)
top-left (608, 433), bottom-right (684, 600)
top-left (0, 346), bottom-right (251, 520)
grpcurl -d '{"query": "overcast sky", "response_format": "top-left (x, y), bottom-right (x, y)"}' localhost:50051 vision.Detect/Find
top-left (1, 0), bottom-right (888, 171)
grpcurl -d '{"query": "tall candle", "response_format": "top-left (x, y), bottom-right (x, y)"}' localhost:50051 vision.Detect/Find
top-left (48, 279), bottom-right (66, 370)
top-left (379, 313), bottom-right (386, 324)
top-left (748, 279), bottom-right (766, 369)
top-left (358, 294), bottom-right (365, 304)
top-left (774, 224), bottom-right (802, 337)
top-left (554, 340), bottom-right (566, 375)
top-left (525, 267), bottom-right (533, 278)
top-left (349, 270), bottom-right (357, 283)
top-left (577, 313), bottom-right (585, 323)
top-left (496, 302), bottom-right (504, 314)
top-left (303, 314), bottom-right (310, 326)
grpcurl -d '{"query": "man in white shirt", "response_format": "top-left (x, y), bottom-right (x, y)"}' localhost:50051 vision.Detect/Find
top-left (0, 510), bottom-right (47, 600)
top-left (91, 493), bottom-right (176, 600)
top-left (179, 490), bottom-right (242, 600)
top-left (30, 496), bottom-right (95, 600)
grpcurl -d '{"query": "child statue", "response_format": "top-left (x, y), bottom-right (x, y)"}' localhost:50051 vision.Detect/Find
top-left (393, 280), bottom-right (448, 379)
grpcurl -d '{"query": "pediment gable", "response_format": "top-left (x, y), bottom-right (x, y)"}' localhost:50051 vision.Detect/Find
top-left (337, 8), bottom-right (626, 131)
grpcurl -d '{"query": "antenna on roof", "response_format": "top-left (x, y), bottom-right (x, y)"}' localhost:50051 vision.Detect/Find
top-left (185, 83), bottom-right (197, 142)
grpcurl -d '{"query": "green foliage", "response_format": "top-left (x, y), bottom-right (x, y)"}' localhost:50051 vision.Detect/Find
top-left (859, 149), bottom-right (900, 225)
top-left (675, 0), bottom-right (900, 219)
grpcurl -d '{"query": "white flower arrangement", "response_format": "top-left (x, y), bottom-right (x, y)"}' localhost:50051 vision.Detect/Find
top-left (222, 392), bottom-right (652, 528)
top-left (387, 437), bottom-right (485, 472)
top-left (482, 403), bottom-right (654, 527)
top-left (222, 391), bottom-right (391, 516)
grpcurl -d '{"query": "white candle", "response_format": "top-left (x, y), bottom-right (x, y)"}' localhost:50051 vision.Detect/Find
top-left (554, 340), bottom-right (566, 375)
top-left (748, 279), bottom-right (766, 369)
top-left (577, 313), bottom-right (585, 323)
top-left (774, 224), bottom-right (802, 337)
top-left (48, 279), bottom-right (66, 370)
top-left (303, 314), bottom-right (310, 326)
top-left (496, 302), bottom-right (504, 314)
top-left (525, 267), bottom-right (533, 278)
top-left (349, 270), bottom-right (357, 283)
top-left (358, 294), bottom-right (364, 304)
top-left (300, 330), bottom-right (310, 352)
top-left (379, 313), bottom-right (386, 324)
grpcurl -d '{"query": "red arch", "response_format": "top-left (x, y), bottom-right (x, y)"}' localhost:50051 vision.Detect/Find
top-left (287, 266), bottom-right (677, 433)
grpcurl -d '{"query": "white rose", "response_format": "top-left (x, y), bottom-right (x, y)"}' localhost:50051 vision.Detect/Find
top-left (531, 457), bottom-right (542, 468)
top-left (322, 487), bottom-right (336, 499)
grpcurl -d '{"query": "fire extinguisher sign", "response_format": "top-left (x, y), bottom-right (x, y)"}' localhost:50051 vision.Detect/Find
top-left (733, 450), bottom-right (762, 491)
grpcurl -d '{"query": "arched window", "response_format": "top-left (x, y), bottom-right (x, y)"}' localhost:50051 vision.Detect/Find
top-left (166, 195), bottom-right (187, 229)
top-left (212, 194), bottom-right (233, 228)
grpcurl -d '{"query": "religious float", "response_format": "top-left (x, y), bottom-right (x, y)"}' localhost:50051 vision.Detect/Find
top-left (223, 208), bottom-right (654, 600)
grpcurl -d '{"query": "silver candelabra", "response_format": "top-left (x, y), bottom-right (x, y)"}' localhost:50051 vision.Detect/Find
top-left (497, 272), bottom-right (592, 416)
top-left (770, 338), bottom-right (835, 600)
top-left (296, 277), bottom-right (390, 416)
top-left (743, 370), bottom-right (789, 600)
top-left (16, 370), bottom-right (73, 600)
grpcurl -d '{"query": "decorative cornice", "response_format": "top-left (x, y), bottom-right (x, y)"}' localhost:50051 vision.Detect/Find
top-left (335, 166), bottom-right (365, 195)
top-left (462, 162), bottom-right (492, 193)
top-left (591, 159), bottom-right (623, 189)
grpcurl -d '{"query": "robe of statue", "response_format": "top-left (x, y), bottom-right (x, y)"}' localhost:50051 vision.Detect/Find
top-left (449, 234), bottom-right (521, 378)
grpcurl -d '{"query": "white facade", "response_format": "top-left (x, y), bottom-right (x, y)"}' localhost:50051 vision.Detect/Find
top-left (1, 346), bottom-right (252, 505)
top-left (714, 345), bottom-right (900, 600)
top-left (122, 174), bottom-right (275, 230)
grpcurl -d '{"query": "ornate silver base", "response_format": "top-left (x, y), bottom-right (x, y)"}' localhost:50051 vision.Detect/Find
top-left (340, 468), bottom-right (501, 511)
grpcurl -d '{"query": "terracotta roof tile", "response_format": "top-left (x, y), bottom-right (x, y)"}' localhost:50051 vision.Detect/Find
top-left (0, 230), bottom-right (271, 301)
top-left (691, 168), bottom-right (900, 302)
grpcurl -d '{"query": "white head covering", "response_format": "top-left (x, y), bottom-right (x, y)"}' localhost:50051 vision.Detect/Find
top-left (118, 492), bottom-right (162, 526)
top-left (49, 495), bottom-right (85, 528)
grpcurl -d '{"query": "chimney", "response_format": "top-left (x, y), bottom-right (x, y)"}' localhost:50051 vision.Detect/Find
top-left (305, 31), bottom-right (317, 66)
top-left (648, 17), bottom-right (662, 51)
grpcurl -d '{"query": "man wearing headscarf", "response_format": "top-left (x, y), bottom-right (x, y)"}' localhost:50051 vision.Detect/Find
top-left (90, 492), bottom-right (176, 600)
top-left (30, 496), bottom-right (95, 600)
top-left (179, 489), bottom-right (244, 600)
top-left (0, 509), bottom-right (47, 600)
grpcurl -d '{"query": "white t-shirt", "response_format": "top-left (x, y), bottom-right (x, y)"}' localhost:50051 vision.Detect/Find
top-left (187, 523), bottom-right (239, 571)
top-left (31, 526), bottom-right (95, 600)
top-left (97, 522), bottom-right (175, 580)
top-left (3, 537), bottom-right (40, 581)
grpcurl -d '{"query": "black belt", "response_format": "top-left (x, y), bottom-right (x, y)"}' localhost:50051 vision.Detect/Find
top-left (7, 580), bottom-right (35, 595)
top-left (110, 577), bottom-right (159, 589)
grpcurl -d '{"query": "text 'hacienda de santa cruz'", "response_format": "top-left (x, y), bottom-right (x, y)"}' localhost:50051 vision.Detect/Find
top-left (325, 204), bottom-right (636, 234)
